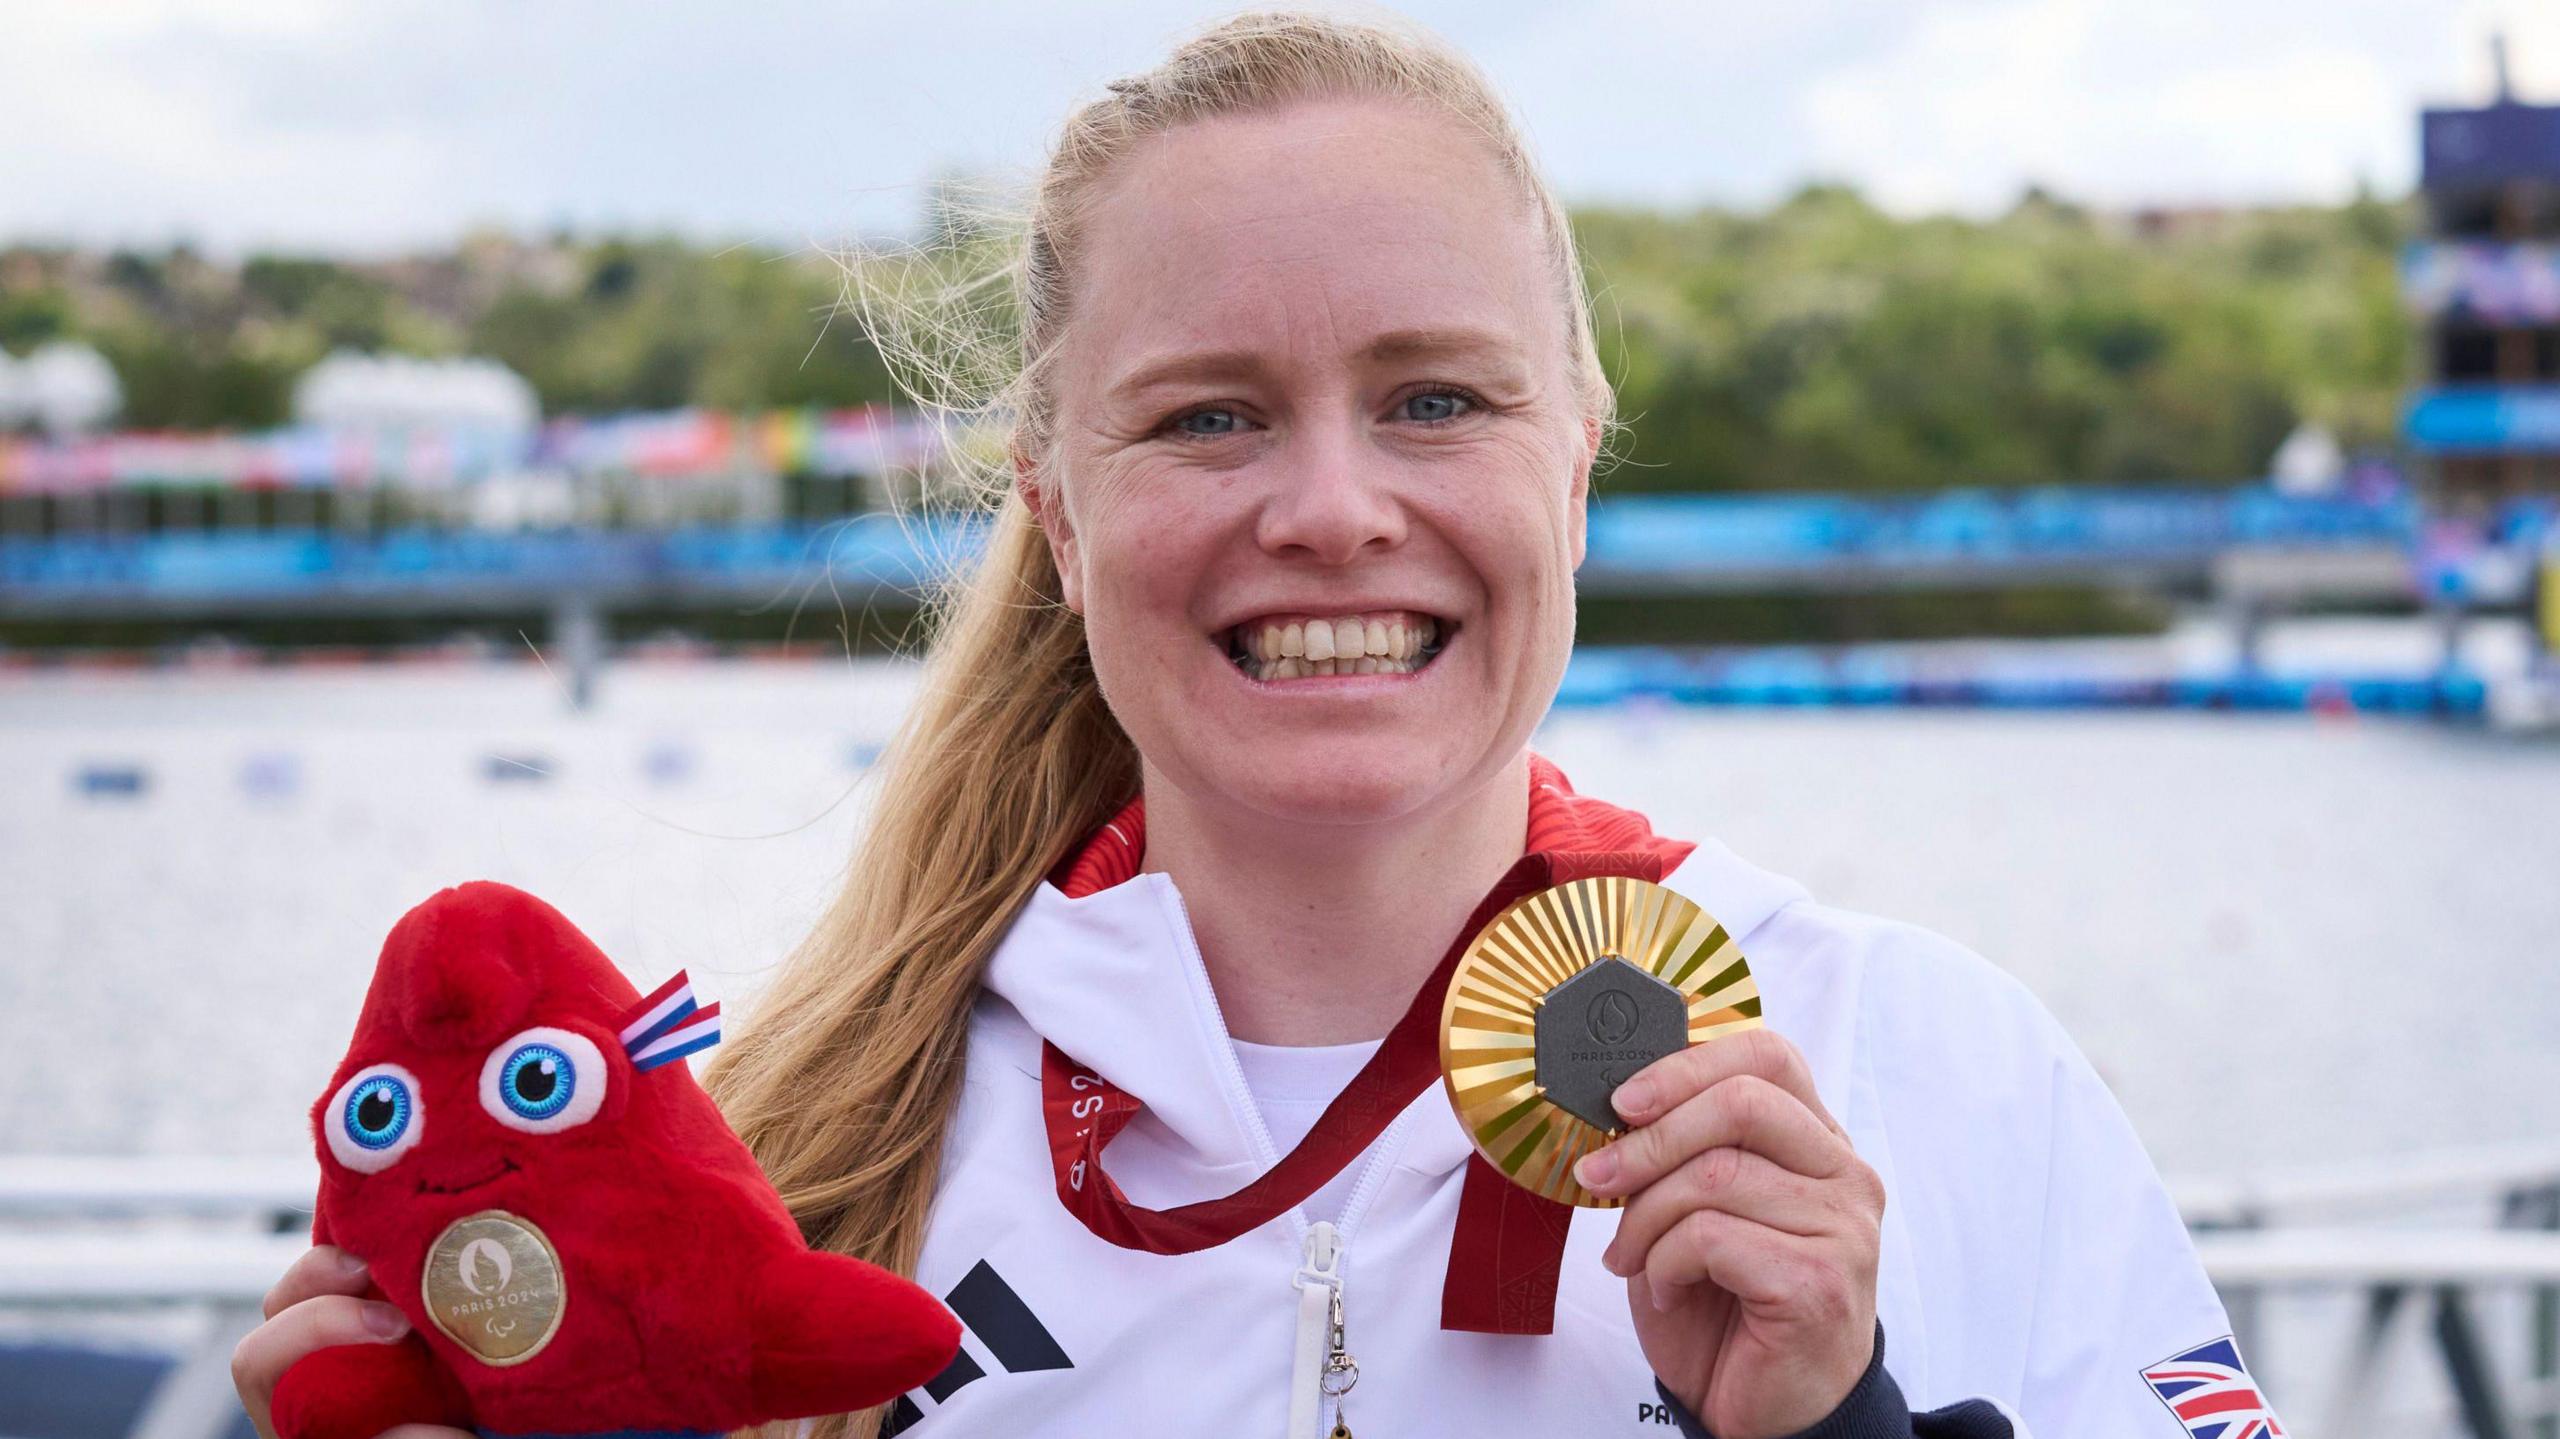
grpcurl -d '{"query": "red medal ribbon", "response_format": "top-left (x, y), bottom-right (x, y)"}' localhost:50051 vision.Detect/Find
top-left (1036, 756), bottom-right (1691, 1334)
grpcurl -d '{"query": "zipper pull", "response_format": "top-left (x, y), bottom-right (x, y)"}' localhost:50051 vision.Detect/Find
top-left (1296, 1220), bottom-right (1342, 1288)
top-left (1292, 1222), bottom-right (1348, 1439)
top-left (1321, 1278), bottom-right (1360, 1437)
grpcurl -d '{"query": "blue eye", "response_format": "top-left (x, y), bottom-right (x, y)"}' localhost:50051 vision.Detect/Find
top-left (1171, 407), bottom-right (1242, 437)
top-left (1403, 389), bottom-right (1475, 424)
top-left (327, 1062), bottom-right (425, 1172)
top-left (479, 1026), bottom-right (609, 1134)
top-left (344, 1075), bottom-right (412, 1149)
top-left (498, 1043), bottom-right (574, 1120)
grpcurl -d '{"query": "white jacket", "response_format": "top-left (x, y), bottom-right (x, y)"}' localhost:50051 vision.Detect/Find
top-left (883, 835), bottom-right (2259, 1437)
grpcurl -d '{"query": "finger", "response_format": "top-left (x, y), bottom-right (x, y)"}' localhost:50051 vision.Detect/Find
top-left (1610, 1027), bottom-right (1838, 1134)
top-left (1580, 1072), bottom-right (1853, 1198)
top-left (1635, 1206), bottom-right (1831, 1316)
top-left (230, 1293), bottom-right (412, 1403)
top-left (261, 1245), bottom-right (373, 1321)
top-left (1602, 1144), bottom-right (1856, 1278)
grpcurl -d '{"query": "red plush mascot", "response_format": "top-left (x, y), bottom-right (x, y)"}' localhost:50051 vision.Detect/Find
top-left (272, 881), bottom-right (961, 1439)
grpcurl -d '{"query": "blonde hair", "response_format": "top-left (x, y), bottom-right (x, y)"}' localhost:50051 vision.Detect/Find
top-left (703, 12), bottom-right (1612, 1436)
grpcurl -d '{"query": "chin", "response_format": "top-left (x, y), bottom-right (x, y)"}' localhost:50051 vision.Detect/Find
top-left (1207, 738), bottom-right (1462, 826)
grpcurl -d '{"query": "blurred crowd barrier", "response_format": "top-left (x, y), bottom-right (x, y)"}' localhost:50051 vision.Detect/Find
top-left (0, 405), bottom-right (939, 493)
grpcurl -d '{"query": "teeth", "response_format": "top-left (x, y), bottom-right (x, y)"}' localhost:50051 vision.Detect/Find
top-left (1223, 610), bottom-right (1451, 678)
top-left (1247, 649), bottom-right (1431, 682)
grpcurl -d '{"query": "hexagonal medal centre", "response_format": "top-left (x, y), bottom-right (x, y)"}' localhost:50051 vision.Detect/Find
top-left (1534, 956), bottom-right (1690, 1132)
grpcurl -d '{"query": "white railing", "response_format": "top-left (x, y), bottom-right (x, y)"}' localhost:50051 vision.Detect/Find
top-left (0, 1156), bottom-right (315, 1222)
top-left (3, 1150), bottom-right (2559, 1438)
top-left (2173, 1141), bottom-right (2560, 1224)
top-left (2175, 1145), bottom-right (2560, 1439)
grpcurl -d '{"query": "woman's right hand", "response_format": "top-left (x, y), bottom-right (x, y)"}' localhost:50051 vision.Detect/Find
top-left (229, 1244), bottom-right (474, 1439)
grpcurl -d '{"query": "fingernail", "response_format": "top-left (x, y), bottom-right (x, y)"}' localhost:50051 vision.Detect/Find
top-left (1651, 1281), bottom-right (1676, 1312)
top-left (362, 1301), bottom-right (409, 1339)
top-left (1612, 1079), bottom-right (1654, 1119)
top-left (1575, 1149), bottom-right (1619, 1189)
top-left (335, 1250), bottom-right (369, 1279)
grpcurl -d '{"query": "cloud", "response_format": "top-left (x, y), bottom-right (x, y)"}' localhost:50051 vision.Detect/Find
top-left (1802, 0), bottom-right (2437, 214)
top-left (0, 0), bottom-right (2543, 251)
top-left (1460, 0), bottom-right (1925, 208)
top-left (1798, 0), bottom-right (2560, 216)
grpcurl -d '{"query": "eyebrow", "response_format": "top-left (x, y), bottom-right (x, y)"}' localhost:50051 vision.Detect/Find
top-left (1103, 326), bottom-right (1532, 404)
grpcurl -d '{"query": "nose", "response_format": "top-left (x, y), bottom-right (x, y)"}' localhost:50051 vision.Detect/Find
top-left (1251, 416), bottom-right (1407, 565)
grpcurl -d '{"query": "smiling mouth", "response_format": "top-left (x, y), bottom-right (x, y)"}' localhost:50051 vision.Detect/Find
top-left (1218, 610), bottom-right (1453, 683)
top-left (416, 1157), bottom-right (520, 1197)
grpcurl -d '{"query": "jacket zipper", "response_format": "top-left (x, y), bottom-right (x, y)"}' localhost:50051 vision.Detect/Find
top-left (1294, 1124), bottom-right (1406, 1436)
top-left (1154, 878), bottom-right (1410, 1439)
top-left (1291, 1220), bottom-right (1349, 1437)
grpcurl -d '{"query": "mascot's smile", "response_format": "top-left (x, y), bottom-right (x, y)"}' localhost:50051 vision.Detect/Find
top-left (416, 1157), bottom-right (520, 1197)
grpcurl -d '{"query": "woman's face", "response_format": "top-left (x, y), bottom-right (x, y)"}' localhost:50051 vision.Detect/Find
top-left (1030, 93), bottom-right (1598, 832)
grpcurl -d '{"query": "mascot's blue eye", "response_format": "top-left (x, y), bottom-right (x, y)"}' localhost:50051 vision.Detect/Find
top-left (478, 1027), bottom-right (605, 1133)
top-left (343, 1075), bottom-right (412, 1150)
top-left (498, 1043), bottom-right (575, 1120)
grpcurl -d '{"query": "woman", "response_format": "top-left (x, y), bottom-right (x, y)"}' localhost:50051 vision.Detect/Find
top-left (234, 12), bottom-right (2260, 1439)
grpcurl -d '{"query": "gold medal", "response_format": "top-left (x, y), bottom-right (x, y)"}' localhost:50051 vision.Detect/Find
top-left (1438, 875), bottom-right (1761, 1207)
top-left (420, 1210), bottom-right (568, 1365)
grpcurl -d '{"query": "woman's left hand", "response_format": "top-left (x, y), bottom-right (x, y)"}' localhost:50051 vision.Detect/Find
top-left (1575, 1027), bottom-right (1885, 1439)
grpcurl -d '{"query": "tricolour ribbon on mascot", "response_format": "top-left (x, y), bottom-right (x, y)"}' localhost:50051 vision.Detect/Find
top-left (620, 970), bottom-right (723, 1072)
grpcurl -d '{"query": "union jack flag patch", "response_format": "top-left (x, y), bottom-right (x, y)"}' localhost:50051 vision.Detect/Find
top-left (2142, 1336), bottom-right (2284, 1439)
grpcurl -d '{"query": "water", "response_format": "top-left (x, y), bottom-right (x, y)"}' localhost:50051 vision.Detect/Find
top-left (4, 654), bottom-right (2554, 1179)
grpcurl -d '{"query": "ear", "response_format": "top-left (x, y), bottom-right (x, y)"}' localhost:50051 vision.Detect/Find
top-left (1566, 416), bottom-right (1599, 571)
top-left (1013, 446), bottom-right (1085, 614)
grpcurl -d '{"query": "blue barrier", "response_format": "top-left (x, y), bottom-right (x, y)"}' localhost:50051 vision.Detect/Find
top-left (1579, 485), bottom-right (2421, 578)
top-left (1552, 646), bottom-right (2489, 717)
top-left (0, 487), bottom-right (2502, 606)
top-left (0, 513), bottom-right (984, 602)
top-left (2406, 385), bottom-right (2560, 454)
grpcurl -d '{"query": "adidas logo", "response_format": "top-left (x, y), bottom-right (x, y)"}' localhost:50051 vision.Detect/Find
top-left (882, 1260), bottom-right (1073, 1433)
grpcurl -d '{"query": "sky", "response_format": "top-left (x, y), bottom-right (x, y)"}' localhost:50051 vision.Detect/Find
top-left (3, 0), bottom-right (2554, 256)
